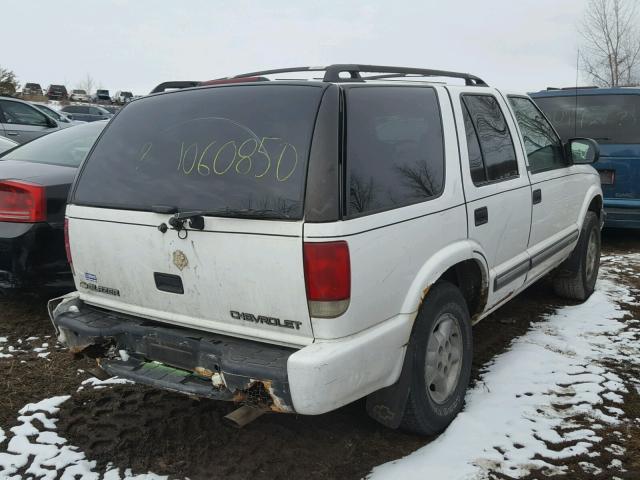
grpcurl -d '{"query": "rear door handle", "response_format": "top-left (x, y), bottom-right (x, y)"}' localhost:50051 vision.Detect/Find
top-left (474, 206), bottom-right (488, 226)
top-left (6, 131), bottom-right (18, 136)
top-left (533, 189), bottom-right (542, 204)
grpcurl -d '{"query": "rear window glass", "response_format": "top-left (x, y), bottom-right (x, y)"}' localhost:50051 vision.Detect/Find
top-left (1, 122), bottom-right (104, 167)
top-left (533, 94), bottom-right (640, 144)
top-left (73, 85), bottom-right (324, 219)
top-left (346, 87), bottom-right (444, 217)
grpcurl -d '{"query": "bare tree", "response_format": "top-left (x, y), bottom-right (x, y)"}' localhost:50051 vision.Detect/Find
top-left (580, 0), bottom-right (640, 87)
top-left (0, 66), bottom-right (19, 95)
top-left (78, 74), bottom-right (96, 94)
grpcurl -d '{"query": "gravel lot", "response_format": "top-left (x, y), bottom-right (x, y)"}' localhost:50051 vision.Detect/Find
top-left (1, 230), bottom-right (639, 480)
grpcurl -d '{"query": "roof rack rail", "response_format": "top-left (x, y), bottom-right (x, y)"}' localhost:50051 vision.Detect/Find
top-left (150, 81), bottom-right (201, 94)
top-left (231, 64), bottom-right (487, 86)
top-left (546, 86), bottom-right (599, 91)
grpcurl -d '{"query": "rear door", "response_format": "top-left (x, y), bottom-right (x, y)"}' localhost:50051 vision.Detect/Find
top-left (67, 83), bottom-right (330, 347)
top-left (449, 87), bottom-right (532, 308)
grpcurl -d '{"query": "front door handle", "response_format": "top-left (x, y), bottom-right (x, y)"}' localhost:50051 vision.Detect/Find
top-left (474, 206), bottom-right (488, 226)
top-left (6, 131), bottom-right (18, 136)
top-left (533, 189), bottom-right (542, 204)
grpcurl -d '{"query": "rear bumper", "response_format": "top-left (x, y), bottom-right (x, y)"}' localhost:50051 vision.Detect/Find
top-left (50, 294), bottom-right (411, 415)
top-left (603, 200), bottom-right (640, 229)
top-left (0, 221), bottom-right (71, 289)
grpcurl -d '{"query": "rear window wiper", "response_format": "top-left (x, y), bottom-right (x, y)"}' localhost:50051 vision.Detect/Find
top-left (163, 208), bottom-right (292, 231)
top-left (174, 208), bottom-right (291, 221)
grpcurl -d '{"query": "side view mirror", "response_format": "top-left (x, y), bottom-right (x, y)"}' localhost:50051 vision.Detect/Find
top-left (46, 117), bottom-right (58, 128)
top-left (567, 138), bottom-right (600, 164)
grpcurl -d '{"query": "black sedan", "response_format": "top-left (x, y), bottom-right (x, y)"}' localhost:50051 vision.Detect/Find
top-left (0, 121), bottom-right (105, 289)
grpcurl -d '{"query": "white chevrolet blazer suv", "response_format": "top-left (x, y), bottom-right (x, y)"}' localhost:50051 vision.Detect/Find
top-left (50, 65), bottom-right (603, 435)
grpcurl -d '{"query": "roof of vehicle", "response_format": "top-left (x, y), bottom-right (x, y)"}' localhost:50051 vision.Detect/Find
top-left (530, 86), bottom-right (640, 97)
top-left (149, 64), bottom-right (488, 94)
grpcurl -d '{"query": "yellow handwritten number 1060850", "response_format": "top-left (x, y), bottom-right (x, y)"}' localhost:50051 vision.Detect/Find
top-left (176, 137), bottom-right (298, 182)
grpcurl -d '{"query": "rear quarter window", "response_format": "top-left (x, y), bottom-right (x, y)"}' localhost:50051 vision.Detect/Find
top-left (72, 84), bottom-right (325, 219)
top-left (345, 86), bottom-right (445, 217)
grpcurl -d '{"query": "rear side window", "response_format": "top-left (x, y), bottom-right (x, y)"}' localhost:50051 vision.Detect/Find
top-left (346, 87), bottom-right (444, 217)
top-left (73, 85), bottom-right (324, 219)
top-left (461, 95), bottom-right (518, 184)
top-left (533, 94), bottom-right (640, 144)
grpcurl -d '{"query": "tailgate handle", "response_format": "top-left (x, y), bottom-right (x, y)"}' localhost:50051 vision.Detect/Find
top-left (154, 273), bottom-right (184, 294)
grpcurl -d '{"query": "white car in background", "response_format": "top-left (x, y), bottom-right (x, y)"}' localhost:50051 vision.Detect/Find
top-left (69, 89), bottom-right (91, 102)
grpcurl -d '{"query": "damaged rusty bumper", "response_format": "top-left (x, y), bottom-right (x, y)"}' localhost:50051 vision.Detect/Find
top-left (49, 295), bottom-right (295, 413)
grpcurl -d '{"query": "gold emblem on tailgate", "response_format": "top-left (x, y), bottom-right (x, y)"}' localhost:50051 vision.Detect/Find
top-left (172, 250), bottom-right (189, 271)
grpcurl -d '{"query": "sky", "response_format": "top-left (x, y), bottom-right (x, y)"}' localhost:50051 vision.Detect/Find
top-left (3, 0), bottom-right (588, 94)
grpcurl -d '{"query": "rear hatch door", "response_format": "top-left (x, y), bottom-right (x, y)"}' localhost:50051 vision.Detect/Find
top-left (67, 83), bottom-right (328, 346)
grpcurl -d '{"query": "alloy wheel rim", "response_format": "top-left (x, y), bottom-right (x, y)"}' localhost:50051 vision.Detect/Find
top-left (425, 313), bottom-right (463, 404)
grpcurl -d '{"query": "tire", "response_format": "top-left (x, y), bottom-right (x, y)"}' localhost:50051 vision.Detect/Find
top-left (400, 281), bottom-right (473, 436)
top-left (553, 211), bottom-right (600, 301)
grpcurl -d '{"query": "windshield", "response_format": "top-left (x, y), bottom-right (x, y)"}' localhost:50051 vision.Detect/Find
top-left (1, 122), bottom-right (105, 167)
top-left (533, 94), bottom-right (640, 144)
top-left (72, 84), bottom-right (324, 219)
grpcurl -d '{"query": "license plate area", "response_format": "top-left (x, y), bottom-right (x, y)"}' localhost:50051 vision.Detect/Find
top-left (599, 170), bottom-right (615, 185)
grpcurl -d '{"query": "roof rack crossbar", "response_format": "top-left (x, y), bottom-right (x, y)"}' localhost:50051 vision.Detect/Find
top-left (230, 64), bottom-right (487, 86)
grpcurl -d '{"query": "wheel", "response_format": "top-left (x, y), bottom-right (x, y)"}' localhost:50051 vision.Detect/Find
top-left (553, 212), bottom-right (600, 301)
top-left (400, 281), bottom-right (473, 436)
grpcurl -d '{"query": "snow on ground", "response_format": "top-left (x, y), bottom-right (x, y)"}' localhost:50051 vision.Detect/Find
top-left (0, 335), bottom-right (56, 361)
top-left (371, 259), bottom-right (639, 480)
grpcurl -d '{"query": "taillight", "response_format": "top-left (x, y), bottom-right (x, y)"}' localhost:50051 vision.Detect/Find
top-left (303, 241), bottom-right (350, 318)
top-left (64, 218), bottom-right (73, 270)
top-left (0, 180), bottom-right (46, 222)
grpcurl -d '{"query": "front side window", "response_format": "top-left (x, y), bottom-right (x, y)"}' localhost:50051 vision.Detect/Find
top-left (346, 87), bottom-right (444, 217)
top-left (461, 94), bottom-right (518, 184)
top-left (0, 101), bottom-right (49, 127)
top-left (508, 96), bottom-right (566, 173)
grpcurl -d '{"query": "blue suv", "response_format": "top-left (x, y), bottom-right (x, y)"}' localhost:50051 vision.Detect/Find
top-left (531, 87), bottom-right (640, 228)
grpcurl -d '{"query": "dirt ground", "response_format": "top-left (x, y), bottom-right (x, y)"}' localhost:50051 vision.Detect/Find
top-left (1, 229), bottom-right (640, 480)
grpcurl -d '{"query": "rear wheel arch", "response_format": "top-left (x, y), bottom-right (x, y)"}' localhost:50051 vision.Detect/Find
top-left (437, 259), bottom-right (488, 322)
top-left (400, 242), bottom-right (490, 318)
